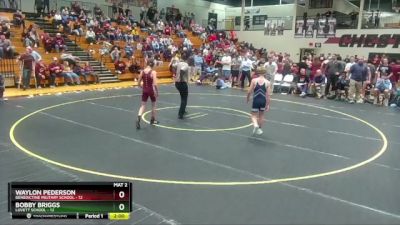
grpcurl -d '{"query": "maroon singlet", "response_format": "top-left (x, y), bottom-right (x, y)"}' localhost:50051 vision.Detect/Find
top-left (141, 69), bottom-right (156, 102)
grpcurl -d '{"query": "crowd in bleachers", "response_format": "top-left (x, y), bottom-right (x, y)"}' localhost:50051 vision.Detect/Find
top-left (1, 1), bottom-right (399, 107)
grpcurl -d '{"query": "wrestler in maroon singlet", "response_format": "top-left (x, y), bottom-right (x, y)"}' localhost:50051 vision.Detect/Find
top-left (136, 60), bottom-right (159, 129)
top-left (141, 69), bottom-right (156, 102)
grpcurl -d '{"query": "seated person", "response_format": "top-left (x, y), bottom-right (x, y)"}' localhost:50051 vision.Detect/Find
top-left (124, 43), bottom-right (134, 58)
top-left (163, 47), bottom-right (172, 62)
top-left (131, 28), bottom-right (139, 41)
top-left (62, 61), bottom-right (80, 85)
top-left (373, 76), bottom-right (392, 106)
top-left (114, 60), bottom-right (127, 74)
top-left (216, 76), bottom-right (230, 90)
top-left (82, 62), bottom-right (99, 83)
top-left (54, 33), bottom-right (67, 53)
top-left (48, 57), bottom-right (64, 87)
top-left (13, 10), bottom-right (24, 28)
top-left (60, 53), bottom-right (80, 67)
top-left (295, 68), bottom-right (310, 97)
top-left (72, 63), bottom-right (85, 84)
top-left (336, 74), bottom-right (350, 101)
top-left (41, 33), bottom-right (54, 54)
top-left (197, 65), bottom-right (218, 84)
top-left (71, 21), bottom-right (83, 36)
top-left (123, 30), bottom-right (133, 43)
top-left (85, 27), bottom-right (96, 44)
top-left (34, 59), bottom-right (48, 88)
top-left (99, 41), bottom-right (112, 56)
top-left (0, 35), bottom-right (14, 58)
top-left (310, 69), bottom-right (326, 98)
top-left (154, 53), bottom-right (163, 66)
top-left (128, 59), bottom-right (141, 73)
top-left (110, 46), bottom-right (121, 62)
top-left (164, 25), bottom-right (171, 36)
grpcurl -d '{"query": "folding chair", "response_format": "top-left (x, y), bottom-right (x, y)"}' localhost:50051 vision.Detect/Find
top-left (273, 73), bottom-right (283, 93)
top-left (280, 74), bottom-right (294, 94)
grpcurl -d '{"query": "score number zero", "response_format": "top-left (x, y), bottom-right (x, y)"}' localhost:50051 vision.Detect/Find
top-left (118, 191), bottom-right (125, 211)
top-left (114, 183), bottom-right (129, 211)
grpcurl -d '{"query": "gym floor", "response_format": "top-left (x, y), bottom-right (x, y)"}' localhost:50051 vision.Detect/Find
top-left (1, 85), bottom-right (400, 225)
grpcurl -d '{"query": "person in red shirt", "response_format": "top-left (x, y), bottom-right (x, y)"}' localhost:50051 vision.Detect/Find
top-left (35, 59), bottom-right (47, 88)
top-left (311, 57), bottom-right (322, 81)
top-left (54, 33), bottom-right (67, 53)
top-left (164, 25), bottom-right (171, 36)
top-left (208, 33), bottom-right (217, 43)
top-left (18, 48), bottom-right (35, 90)
top-left (372, 54), bottom-right (381, 67)
top-left (48, 57), bottom-right (64, 87)
top-left (114, 60), bottom-right (127, 74)
top-left (389, 59), bottom-right (400, 93)
top-left (230, 30), bottom-right (237, 42)
top-left (41, 33), bottom-right (53, 54)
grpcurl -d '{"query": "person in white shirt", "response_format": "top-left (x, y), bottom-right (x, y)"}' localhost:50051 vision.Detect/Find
top-left (183, 38), bottom-right (192, 50)
top-left (264, 56), bottom-right (278, 91)
top-left (54, 12), bottom-right (62, 26)
top-left (220, 51), bottom-right (232, 81)
top-left (85, 27), bottom-right (96, 44)
top-left (240, 55), bottom-right (253, 89)
top-left (345, 56), bottom-right (355, 79)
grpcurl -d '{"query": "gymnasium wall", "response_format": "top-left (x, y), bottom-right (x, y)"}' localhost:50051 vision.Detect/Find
top-left (157, 0), bottom-right (227, 26)
top-left (236, 29), bottom-right (400, 61)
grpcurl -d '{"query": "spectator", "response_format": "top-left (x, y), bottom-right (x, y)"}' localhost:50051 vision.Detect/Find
top-left (26, 47), bottom-right (42, 63)
top-left (128, 59), bottom-right (141, 74)
top-left (348, 57), bottom-right (370, 104)
top-left (389, 59), bottom-right (400, 95)
top-left (54, 33), bottom-right (67, 53)
top-left (0, 35), bottom-right (14, 58)
top-left (374, 10), bottom-right (380, 27)
top-left (17, 48), bottom-right (35, 90)
top-left (240, 55), bottom-right (253, 89)
top-left (296, 68), bottom-right (310, 97)
top-left (124, 43), bottom-right (134, 58)
top-left (85, 27), bottom-right (96, 44)
top-left (71, 21), bottom-right (83, 36)
top-left (41, 33), bottom-right (53, 54)
top-left (114, 60), bottom-right (127, 74)
top-left (34, 0), bottom-right (44, 18)
top-left (324, 56), bottom-right (344, 99)
top-left (194, 51), bottom-right (204, 79)
top-left (264, 56), bottom-right (278, 91)
top-left (373, 76), bottom-right (392, 106)
top-left (13, 10), bottom-right (24, 28)
top-left (53, 11), bottom-right (62, 26)
top-left (311, 69), bottom-right (326, 98)
top-left (62, 61), bottom-right (80, 85)
top-left (216, 75), bottom-right (230, 89)
top-left (35, 59), bottom-right (47, 88)
top-left (48, 57), bottom-right (63, 87)
top-left (110, 46), bottom-right (121, 62)
top-left (43, 0), bottom-right (50, 14)
top-left (83, 62), bottom-right (99, 83)
top-left (219, 50), bottom-right (232, 81)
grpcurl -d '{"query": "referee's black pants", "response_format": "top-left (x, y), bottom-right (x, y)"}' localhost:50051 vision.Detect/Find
top-left (175, 82), bottom-right (188, 117)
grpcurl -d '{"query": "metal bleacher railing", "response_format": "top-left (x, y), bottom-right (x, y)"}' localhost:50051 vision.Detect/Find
top-left (49, 0), bottom-right (114, 18)
top-left (202, 16), bottom-right (294, 31)
top-left (361, 11), bottom-right (400, 29)
top-left (0, 58), bottom-right (18, 87)
top-left (0, 0), bottom-right (21, 11)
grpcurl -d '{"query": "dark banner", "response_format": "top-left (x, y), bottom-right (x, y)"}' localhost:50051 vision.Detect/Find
top-left (324, 34), bottom-right (400, 48)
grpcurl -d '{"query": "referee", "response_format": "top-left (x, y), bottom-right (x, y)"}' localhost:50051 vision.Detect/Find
top-left (175, 54), bottom-right (190, 119)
